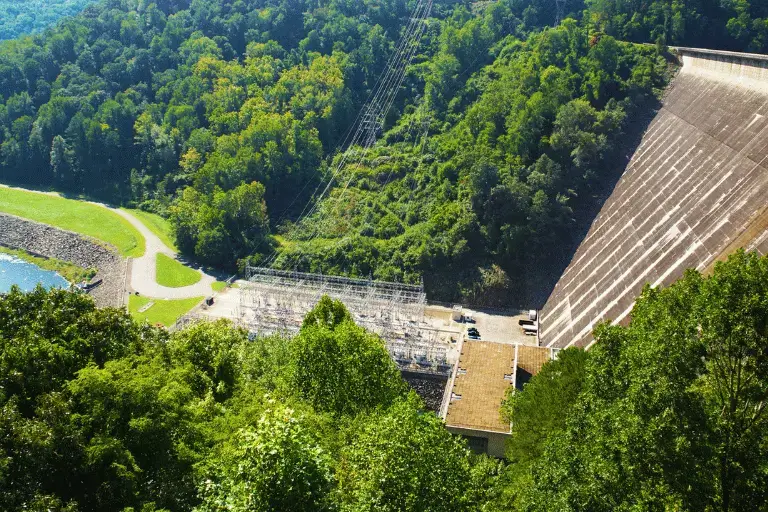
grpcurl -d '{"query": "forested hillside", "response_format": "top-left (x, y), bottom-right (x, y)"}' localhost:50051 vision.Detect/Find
top-left (2, 250), bottom-right (768, 510)
top-left (0, 0), bottom-right (764, 302)
top-left (0, 0), bottom-right (94, 40)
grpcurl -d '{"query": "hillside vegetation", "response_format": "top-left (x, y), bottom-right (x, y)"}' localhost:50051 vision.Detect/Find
top-left (0, 0), bottom-right (764, 302)
top-left (3, 251), bottom-right (768, 510)
top-left (0, 0), bottom-right (94, 40)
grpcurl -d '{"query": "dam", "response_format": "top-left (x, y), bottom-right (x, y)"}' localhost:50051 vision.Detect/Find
top-left (539, 47), bottom-right (768, 349)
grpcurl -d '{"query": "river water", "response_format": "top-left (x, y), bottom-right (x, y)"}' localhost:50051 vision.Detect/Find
top-left (0, 253), bottom-right (70, 293)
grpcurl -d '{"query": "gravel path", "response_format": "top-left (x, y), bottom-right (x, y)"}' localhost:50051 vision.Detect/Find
top-left (110, 209), bottom-right (216, 299)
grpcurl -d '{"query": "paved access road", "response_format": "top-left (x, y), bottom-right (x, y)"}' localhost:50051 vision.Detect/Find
top-left (111, 209), bottom-right (216, 299)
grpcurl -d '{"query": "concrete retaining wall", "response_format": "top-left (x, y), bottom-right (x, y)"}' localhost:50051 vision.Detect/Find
top-left (676, 47), bottom-right (768, 93)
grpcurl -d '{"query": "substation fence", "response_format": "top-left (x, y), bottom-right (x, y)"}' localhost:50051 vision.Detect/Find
top-left (241, 266), bottom-right (427, 322)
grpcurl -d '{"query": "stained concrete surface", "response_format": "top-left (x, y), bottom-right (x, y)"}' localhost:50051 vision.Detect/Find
top-left (540, 48), bottom-right (768, 348)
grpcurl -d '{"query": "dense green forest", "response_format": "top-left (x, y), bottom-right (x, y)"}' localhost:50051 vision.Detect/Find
top-left (2, 250), bottom-right (767, 510)
top-left (0, 0), bottom-right (95, 40)
top-left (0, 0), bottom-right (765, 302)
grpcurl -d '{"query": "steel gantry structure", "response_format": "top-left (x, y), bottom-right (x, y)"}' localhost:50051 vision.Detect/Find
top-left (234, 266), bottom-right (450, 374)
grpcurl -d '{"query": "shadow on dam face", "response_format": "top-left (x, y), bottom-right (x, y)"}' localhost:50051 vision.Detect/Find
top-left (525, 98), bottom-right (662, 310)
top-left (538, 47), bottom-right (768, 349)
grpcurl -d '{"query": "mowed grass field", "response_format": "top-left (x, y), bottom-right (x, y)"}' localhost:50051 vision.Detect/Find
top-left (129, 295), bottom-right (203, 326)
top-left (0, 187), bottom-right (145, 257)
top-left (123, 208), bottom-right (177, 251)
top-left (155, 253), bottom-right (201, 287)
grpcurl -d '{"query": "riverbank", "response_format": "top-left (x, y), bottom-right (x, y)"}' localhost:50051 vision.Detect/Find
top-left (0, 213), bottom-right (126, 307)
top-left (0, 246), bottom-right (96, 285)
top-left (0, 185), bottom-right (144, 257)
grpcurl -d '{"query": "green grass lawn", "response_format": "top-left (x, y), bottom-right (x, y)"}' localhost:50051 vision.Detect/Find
top-left (0, 246), bottom-right (96, 284)
top-left (156, 253), bottom-right (202, 288)
top-left (0, 187), bottom-right (145, 257)
top-left (129, 295), bottom-right (203, 327)
top-left (212, 281), bottom-right (239, 292)
top-left (124, 208), bottom-right (177, 251)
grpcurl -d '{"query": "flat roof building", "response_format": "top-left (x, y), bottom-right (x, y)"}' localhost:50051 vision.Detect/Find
top-left (441, 341), bottom-right (554, 458)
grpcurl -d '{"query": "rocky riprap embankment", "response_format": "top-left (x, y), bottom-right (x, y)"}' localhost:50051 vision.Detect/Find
top-left (403, 373), bottom-right (448, 413)
top-left (0, 213), bottom-right (126, 307)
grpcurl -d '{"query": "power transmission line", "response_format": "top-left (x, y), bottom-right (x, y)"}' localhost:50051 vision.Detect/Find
top-left (555, 0), bottom-right (565, 26)
top-left (262, 0), bottom-right (434, 269)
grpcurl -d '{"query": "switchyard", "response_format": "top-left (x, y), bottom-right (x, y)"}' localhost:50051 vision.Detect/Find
top-left (178, 266), bottom-right (537, 379)
top-left (177, 266), bottom-right (503, 375)
top-left (238, 266), bottom-right (455, 374)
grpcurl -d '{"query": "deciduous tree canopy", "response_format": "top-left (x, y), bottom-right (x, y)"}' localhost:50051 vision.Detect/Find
top-left (4, 251), bottom-right (768, 509)
top-left (0, 0), bottom-right (95, 40)
top-left (501, 250), bottom-right (768, 511)
top-left (0, 0), bottom-right (764, 300)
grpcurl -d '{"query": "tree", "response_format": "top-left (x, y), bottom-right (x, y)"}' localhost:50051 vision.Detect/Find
top-left (301, 295), bottom-right (352, 330)
top-left (290, 297), bottom-right (407, 416)
top-left (502, 347), bottom-right (588, 465)
top-left (0, 286), bottom-right (151, 412)
top-left (695, 250), bottom-right (768, 510)
top-left (168, 319), bottom-right (249, 401)
top-left (196, 404), bottom-right (332, 512)
top-left (335, 396), bottom-right (473, 512)
top-left (63, 354), bottom-right (202, 511)
top-left (169, 181), bottom-right (271, 267)
top-left (525, 250), bottom-right (768, 511)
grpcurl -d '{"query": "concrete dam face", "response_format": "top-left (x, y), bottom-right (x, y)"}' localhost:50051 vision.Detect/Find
top-left (540, 48), bottom-right (768, 349)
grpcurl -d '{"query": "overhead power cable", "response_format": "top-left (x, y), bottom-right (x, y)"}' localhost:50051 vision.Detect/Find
top-left (262, 0), bottom-right (433, 268)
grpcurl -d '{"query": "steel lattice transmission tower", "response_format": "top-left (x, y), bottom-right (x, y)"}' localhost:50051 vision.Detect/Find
top-left (555, 0), bottom-right (565, 25)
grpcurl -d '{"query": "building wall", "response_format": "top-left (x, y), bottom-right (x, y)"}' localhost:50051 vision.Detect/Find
top-left (447, 427), bottom-right (509, 459)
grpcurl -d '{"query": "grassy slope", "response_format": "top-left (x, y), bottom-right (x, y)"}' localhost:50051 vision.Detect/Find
top-left (129, 295), bottom-right (202, 326)
top-left (0, 246), bottom-right (96, 284)
top-left (155, 253), bottom-right (201, 288)
top-left (124, 208), bottom-right (177, 251)
top-left (0, 187), bottom-right (145, 257)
